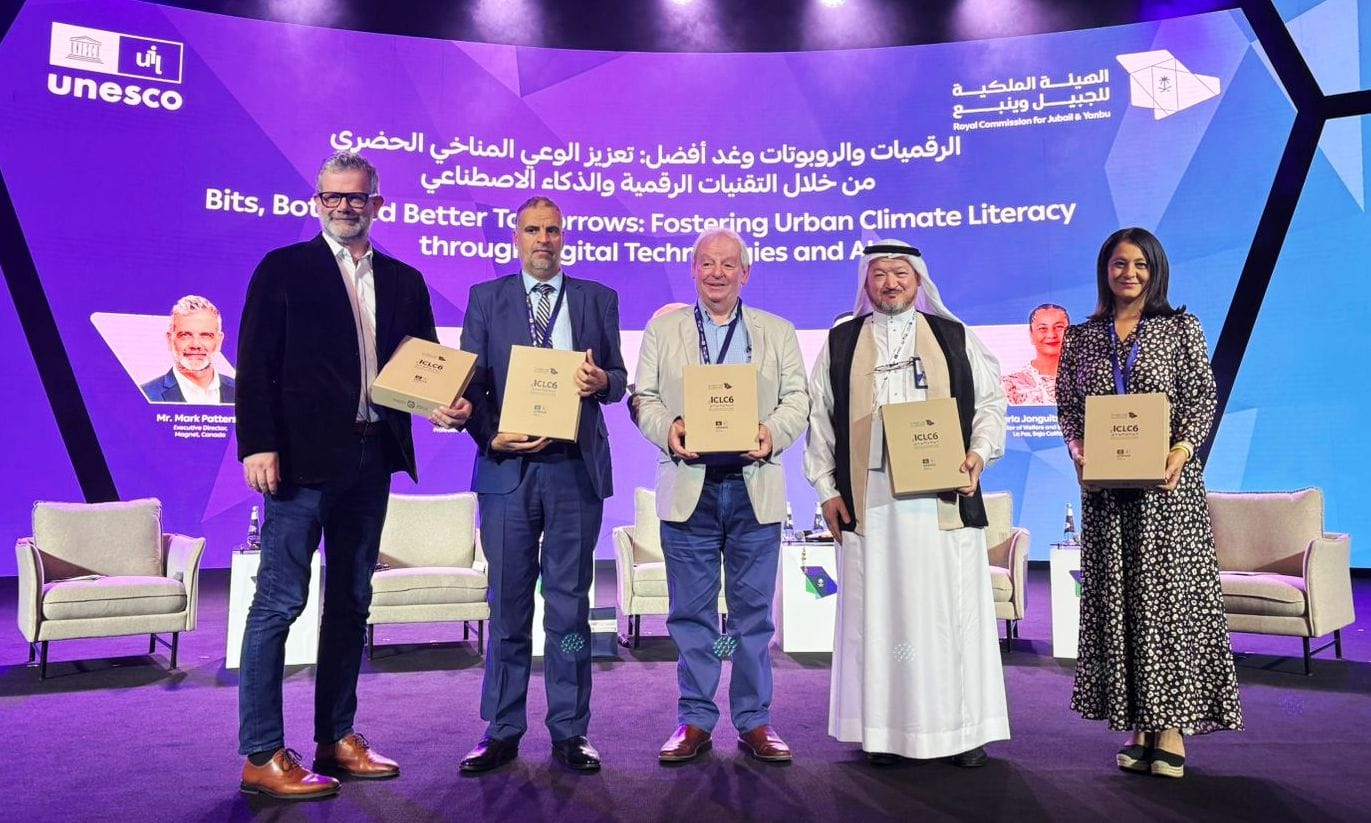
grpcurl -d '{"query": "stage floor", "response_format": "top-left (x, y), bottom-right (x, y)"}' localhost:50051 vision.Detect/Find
top-left (1, 567), bottom-right (1367, 822)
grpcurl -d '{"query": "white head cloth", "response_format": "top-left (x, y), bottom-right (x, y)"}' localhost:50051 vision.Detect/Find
top-left (853, 238), bottom-right (964, 325)
top-left (854, 238), bottom-right (1001, 375)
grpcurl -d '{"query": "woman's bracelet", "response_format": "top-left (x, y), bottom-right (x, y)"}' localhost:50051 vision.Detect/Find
top-left (1169, 441), bottom-right (1194, 462)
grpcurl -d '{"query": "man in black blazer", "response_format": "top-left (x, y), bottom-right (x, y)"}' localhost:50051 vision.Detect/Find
top-left (235, 152), bottom-right (470, 800)
top-left (434, 196), bottom-right (624, 774)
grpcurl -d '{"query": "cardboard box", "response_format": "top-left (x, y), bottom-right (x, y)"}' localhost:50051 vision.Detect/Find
top-left (370, 336), bottom-right (476, 416)
top-left (881, 397), bottom-right (967, 495)
top-left (683, 363), bottom-right (759, 453)
top-left (499, 345), bottom-right (585, 441)
top-left (1083, 392), bottom-right (1170, 487)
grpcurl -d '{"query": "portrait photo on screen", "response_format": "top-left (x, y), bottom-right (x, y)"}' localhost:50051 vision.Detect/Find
top-left (93, 298), bottom-right (237, 407)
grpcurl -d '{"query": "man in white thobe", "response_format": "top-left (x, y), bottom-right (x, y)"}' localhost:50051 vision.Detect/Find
top-left (804, 239), bottom-right (1010, 767)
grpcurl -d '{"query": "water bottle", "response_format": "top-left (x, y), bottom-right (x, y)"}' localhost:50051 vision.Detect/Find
top-left (813, 503), bottom-right (826, 537)
top-left (247, 505), bottom-right (261, 549)
top-left (1063, 503), bottom-right (1077, 545)
top-left (783, 503), bottom-right (795, 542)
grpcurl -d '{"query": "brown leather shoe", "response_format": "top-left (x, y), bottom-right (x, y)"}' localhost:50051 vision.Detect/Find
top-left (659, 724), bottom-right (712, 763)
top-left (737, 725), bottom-right (792, 762)
top-left (313, 732), bottom-right (399, 780)
top-left (240, 748), bottom-right (340, 800)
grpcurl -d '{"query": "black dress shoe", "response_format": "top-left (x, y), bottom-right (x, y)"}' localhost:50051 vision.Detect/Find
top-left (551, 736), bottom-right (601, 772)
top-left (459, 736), bottom-right (519, 773)
top-left (951, 746), bottom-right (988, 768)
top-left (865, 751), bottom-right (903, 767)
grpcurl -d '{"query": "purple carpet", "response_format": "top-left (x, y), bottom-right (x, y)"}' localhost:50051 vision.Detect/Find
top-left (1, 567), bottom-right (1367, 822)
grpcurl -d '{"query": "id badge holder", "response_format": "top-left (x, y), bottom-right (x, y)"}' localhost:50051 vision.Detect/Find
top-left (913, 356), bottom-right (928, 389)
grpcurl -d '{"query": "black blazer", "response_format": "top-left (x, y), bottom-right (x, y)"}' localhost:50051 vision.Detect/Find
top-left (236, 234), bottom-right (437, 484)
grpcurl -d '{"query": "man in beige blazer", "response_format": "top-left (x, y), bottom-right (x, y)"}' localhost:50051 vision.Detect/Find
top-left (632, 228), bottom-right (809, 764)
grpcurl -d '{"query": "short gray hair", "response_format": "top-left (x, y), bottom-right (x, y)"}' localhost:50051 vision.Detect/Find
top-left (317, 151), bottom-right (379, 194)
top-left (169, 295), bottom-right (222, 331)
top-left (513, 195), bottom-right (562, 225)
top-left (692, 227), bottom-right (751, 267)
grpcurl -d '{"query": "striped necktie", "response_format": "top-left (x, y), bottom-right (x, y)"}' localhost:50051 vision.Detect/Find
top-left (533, 283), bottom-right (554, 346)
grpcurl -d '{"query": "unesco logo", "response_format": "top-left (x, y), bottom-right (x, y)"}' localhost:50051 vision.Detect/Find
top-left (46, 22), bottom-right (186, 111)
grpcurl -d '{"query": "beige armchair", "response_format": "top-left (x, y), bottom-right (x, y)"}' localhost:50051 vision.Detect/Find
top-left (983, 491), bottom-right (1030, 651)
top-left (613, 487), bottom-right (728, 648)
top-left (367, 492), bottom-right (489, 658)
top-left (16, 498), bottom-right (205, 679)
top-left (1208, 488), bottom-right (1354, 675)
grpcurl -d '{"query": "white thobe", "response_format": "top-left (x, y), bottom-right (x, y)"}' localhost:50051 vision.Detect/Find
top-left (804, 308), bottom-right (1011, 758)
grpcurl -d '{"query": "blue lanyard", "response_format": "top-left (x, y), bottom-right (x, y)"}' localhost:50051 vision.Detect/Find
top-left (694, 301), bottom-right (745, 364)
top-left (1109, 319), bottom-right (1141, 395)
top-left (524, 281), bottom-right (566, 348)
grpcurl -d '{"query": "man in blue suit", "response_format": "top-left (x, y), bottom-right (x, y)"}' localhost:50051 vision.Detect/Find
top-left (141, 295), bottom-right (236, 404)
top-left (440, 195), bottom-right (625, 773)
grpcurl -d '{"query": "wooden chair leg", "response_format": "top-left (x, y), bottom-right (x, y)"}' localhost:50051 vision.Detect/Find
top-left (477, 620), bottom-right (485, 655)
top-left (149, 634), bottom-right (157, 654)
top-left (464, 622), bottom-right (470, 640)
top-left (27, 643), bottom-right (35, 664)
top-left (367, 625), bottom-right (375, 660)
top-left (39, 641), bottom-right (49, 680)
top-left (1334, 629), bottom-right (1343, 659)
top-left (634, 615), bottom-right (642, 649)
top-left (170, 633), bottom-right (180, 669)
top-left (1302, 637), bottom-right (1312, 676)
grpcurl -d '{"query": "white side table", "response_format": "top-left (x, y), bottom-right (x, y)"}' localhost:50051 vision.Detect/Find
top-left (225, 549), bottom-right (323, 669)
top-left (772, 541), bottom-right (839, 653)
top-left (1049, 542), bottom-right (1082, 659)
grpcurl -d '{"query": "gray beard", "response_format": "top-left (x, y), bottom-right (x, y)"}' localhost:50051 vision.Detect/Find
top-left (321, 214), bottom-right (370, 243)
top-left (874, 297), bottom-right (915, 315)
top-left (176, 356), bottom-right (213, 373)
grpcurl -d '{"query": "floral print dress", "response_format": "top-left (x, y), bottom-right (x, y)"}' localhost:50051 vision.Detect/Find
top-left (1057, 312), bottom-right (1243, 734)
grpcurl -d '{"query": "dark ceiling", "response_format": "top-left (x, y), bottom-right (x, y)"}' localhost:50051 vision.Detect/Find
top-left (147, 1), bottom-right (1241, 52)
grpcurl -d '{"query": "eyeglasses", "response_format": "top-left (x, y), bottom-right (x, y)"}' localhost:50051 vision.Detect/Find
top-left (873, 357), bottom-right (920, 375)
top-left (316, 191), bottom-right (373, 208)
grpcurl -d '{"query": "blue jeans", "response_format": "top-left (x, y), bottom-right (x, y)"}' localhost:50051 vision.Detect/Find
top-left (237, 435), bottom-right (392, 756)
top-left (661, 475), bottom-right (781, 733)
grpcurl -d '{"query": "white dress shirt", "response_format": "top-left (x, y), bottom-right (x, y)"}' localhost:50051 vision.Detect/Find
top-left (521, 271), bottom-right (573, 351)
top-left (322, 232), bottom-right (380, 422)
top-left (171, 367), bottom-right (222, 404)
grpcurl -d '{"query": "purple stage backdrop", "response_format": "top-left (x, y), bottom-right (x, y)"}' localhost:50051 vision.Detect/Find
top-left (0, 0), bottom-right (1303, 573)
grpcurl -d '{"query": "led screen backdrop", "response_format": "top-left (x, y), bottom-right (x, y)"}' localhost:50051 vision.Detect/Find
top-left (4, 0), bottom-right (1353, 575)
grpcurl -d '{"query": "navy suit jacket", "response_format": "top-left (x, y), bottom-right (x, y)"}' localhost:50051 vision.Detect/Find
top-left (141, 369), bottom-right (236, 404)
top-left (460, 273), bottom-right (626, 499)
top-left (236, 234), bottom-right (437, 485)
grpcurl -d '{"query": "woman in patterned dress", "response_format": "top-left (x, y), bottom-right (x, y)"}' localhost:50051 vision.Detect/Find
top-left (1056, 227), bottom-right (1243, 779)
